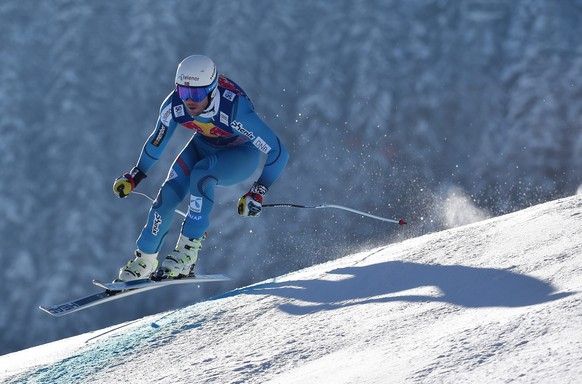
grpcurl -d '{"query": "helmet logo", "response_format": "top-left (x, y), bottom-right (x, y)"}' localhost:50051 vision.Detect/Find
top-left (179, 74), bottom-right (200, 82)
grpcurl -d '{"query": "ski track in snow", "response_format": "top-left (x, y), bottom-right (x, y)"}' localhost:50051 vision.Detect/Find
top-left (1, 195), bottom-right (581, 384)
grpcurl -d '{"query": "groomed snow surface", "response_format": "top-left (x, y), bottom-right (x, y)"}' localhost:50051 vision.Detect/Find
top-left (1, 195), bottom-right (581, 384)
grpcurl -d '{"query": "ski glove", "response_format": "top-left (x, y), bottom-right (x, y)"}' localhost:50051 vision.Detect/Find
top-left (113, 167), bottom-right (146, 198)
top-left (238, 182), bottom-right (268, 217)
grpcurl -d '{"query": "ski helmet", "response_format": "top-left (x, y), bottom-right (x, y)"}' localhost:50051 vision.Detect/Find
top-left (175, 55), bottom-right (218, 102)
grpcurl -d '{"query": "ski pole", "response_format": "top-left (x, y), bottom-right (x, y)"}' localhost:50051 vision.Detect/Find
top-left (263, 203), bottom-right (406, 225)
top-left (133, 191), bottom-right (406, 225)
top-left (133, 191), bottom-right (188, 218)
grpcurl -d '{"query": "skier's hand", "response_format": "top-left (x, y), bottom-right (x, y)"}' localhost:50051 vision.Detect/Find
top-left (113, 167), bottom-right (146, 198)
top-left (237, 182), bottom-right (268, 217)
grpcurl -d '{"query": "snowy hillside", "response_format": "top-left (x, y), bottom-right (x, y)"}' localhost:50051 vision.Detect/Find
top-left (1, 195), bottom-right (580, 384)
top-left (2, 0), bottom-right (582, 355)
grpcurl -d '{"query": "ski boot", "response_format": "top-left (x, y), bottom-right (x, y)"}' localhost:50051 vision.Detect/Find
top-left (155, 233), bottom-right (206, 280)
top-left (118, 250), bottom-right (159, 281)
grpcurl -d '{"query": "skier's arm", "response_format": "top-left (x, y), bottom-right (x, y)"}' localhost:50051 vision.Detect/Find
top-left (113, 93), bottom-right (177, 198)
top-left (257, 132), bottom-right (288, 188)
top-left (236, 97), bottom-right (289, 217)
top-left (136, 94), bottom-right (178, 174)
top-left (236, 98), bottom-right (289, 188)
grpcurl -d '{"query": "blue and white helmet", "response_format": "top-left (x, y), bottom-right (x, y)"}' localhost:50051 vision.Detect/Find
top-left (175, 55), bottom-right (219, 103)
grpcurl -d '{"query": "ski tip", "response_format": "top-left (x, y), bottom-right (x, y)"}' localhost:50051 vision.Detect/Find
top-left (201, 274), bottom-right (233, 281)
top-left (39, 305), bottom-right (60, 317)
top-left (92, 279), bottom-right (111, 290)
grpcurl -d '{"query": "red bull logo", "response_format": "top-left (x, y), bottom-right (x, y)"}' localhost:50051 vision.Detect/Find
top-left (182, 121), bottom-right (232, 138)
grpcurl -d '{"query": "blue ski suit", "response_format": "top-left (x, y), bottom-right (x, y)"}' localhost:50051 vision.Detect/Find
top-left (134, 75), bottom-right (288, 254)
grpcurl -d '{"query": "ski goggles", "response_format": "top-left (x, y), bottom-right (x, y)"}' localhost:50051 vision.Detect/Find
top-left (176, 78), bottom-right (218, 102)
top-left (177, 85), bottom-right (209, 102)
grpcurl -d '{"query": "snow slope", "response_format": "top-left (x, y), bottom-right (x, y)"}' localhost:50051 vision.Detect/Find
top-left (1, 195), bottom-right (580, 384)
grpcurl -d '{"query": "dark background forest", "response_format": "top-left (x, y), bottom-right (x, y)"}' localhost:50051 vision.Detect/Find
top-left (1, 0), bottom-right (580, 355)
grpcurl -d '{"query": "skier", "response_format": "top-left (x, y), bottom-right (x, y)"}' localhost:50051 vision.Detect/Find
top-left (113, 55), bottom-right (289, 281)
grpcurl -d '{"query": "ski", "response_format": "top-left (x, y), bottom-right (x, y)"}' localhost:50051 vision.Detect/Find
top-left (92, 274), bottom-right (232, 291)
top-left (39, 285), bottom-right (160, 317)
top-left (39, 274), bottom-right (231, 317)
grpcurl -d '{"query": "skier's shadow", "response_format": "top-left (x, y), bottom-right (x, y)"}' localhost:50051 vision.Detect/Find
top-left (241, 261), bottom-right (572, 315)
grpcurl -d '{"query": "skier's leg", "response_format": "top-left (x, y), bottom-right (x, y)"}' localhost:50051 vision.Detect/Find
top-left (182, 143), bottom-right (262, 238)
top-left (136, 139), bottom-right (202, 253)
top-left (119, 139), bottom-right (201, 280)
top-left (160, 143), bottom-right (261, 277)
